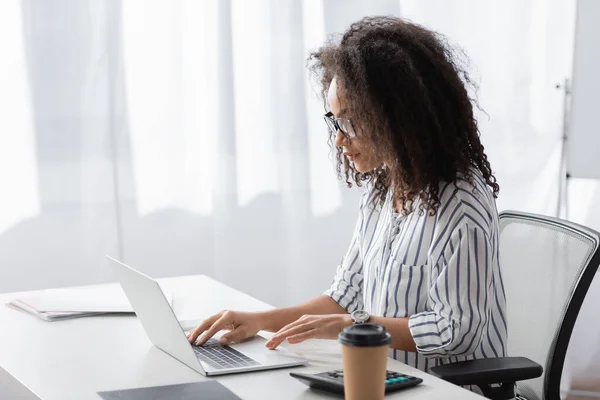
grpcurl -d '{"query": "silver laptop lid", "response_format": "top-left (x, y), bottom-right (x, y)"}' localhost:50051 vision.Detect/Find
top-left (106, 256), bottom-right (205, 375)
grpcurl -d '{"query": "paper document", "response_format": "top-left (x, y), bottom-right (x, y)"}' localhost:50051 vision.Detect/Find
top-left (6, 283), bottom-right (172, 321)
top-left (6, 300), bottom-right (102, 321)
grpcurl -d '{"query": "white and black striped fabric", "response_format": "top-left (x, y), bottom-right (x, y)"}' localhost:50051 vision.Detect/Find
top-left (325, 169), bottom-right (507, 372)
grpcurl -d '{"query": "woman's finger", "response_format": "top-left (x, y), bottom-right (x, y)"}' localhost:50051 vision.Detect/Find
top-left (275, 315), bottom-right (310, 336)
top-left (266, 321), bottom-right (315, 349)
top-left (286, 329), bottom-right (318, 344)
top-left (273, 315), bottom-right (315, 337)
top-left (219, 327), bottom-right (249, 345)
top-left (196, 313), bottom-right (233, 346)
top-left (187, 313), bottom-right (222, 343)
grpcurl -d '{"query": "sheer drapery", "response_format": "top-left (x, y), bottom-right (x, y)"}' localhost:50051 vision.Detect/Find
top-left (0, 0), bottom-right (39, 238)
top-left (1, 0), bottom-right (598, 392)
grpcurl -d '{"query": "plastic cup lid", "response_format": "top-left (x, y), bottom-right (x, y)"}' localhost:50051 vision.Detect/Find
top-left (338, 323), bottom-right (392, 347)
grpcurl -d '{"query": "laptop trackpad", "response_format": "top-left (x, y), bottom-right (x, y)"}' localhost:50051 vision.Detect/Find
top-left (228, 335), bottom-right (303, 364)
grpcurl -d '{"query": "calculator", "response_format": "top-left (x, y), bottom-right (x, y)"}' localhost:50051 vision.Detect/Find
top-left (289, 369), bottom-right (423, 396)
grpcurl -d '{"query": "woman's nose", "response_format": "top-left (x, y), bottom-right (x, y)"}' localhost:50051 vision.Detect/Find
top-left (334, 130), bottom-right (347, 147)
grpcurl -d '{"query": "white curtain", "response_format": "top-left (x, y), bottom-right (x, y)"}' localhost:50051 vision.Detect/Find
top-left (0, 0), bottom-right (598, 393)
top-left (0, 0), bottom-right (39, 239)
top-left (115, 0), bottom-right (402, 306)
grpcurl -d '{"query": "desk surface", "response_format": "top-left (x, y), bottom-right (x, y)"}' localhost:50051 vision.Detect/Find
top-left (0, 275), bottom-right (483, 399)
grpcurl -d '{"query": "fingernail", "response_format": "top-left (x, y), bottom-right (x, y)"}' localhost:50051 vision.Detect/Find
top-left (220, 338), bottom-right (228, 345)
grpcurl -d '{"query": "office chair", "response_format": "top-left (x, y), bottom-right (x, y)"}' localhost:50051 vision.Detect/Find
top-left (429, 210), bottom-right (600, 400)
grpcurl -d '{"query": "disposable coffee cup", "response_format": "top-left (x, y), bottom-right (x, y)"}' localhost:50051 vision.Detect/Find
top-left (338, 323), bottom-right (392, 400)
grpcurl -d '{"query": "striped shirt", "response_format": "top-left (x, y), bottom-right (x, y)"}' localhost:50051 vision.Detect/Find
top-left (324, 170), bottom-right (507, 372)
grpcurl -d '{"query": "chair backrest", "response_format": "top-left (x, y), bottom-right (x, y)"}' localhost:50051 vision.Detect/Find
top-left (499, 211), bottom-right (600, 400)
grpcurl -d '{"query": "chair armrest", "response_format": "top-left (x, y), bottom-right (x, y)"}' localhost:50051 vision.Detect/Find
top-left (429, 356), bottom-right (543, 386)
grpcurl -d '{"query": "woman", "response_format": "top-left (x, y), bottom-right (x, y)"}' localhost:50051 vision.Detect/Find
top-left (188, 16), bottom-right (507, 373)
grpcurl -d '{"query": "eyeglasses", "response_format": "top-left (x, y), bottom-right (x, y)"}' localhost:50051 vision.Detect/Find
top-left (323, 111), bottom-right (357, 139)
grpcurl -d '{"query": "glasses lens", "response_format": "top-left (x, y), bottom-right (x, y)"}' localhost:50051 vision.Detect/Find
top-left (338, 119), bottom-right (356, 138)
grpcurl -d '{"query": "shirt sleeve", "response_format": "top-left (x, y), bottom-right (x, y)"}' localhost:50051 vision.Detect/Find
top-left (323, 192), bottom-right (368, 313)
top-left (408, 221), bottom-right (493, 357)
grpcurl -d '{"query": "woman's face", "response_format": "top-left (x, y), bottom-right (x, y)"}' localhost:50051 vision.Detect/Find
top-left (327, 77), bottom-right (382, 173)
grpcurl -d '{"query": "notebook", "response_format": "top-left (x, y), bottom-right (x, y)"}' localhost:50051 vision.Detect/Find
top-left (97, 381), bottom-right (242, 400)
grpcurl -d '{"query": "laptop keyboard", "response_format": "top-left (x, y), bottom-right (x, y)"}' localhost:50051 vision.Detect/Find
top-left (192, 338), bottom-right (261, 370)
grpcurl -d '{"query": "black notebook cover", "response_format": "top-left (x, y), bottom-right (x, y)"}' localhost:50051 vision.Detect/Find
top-left (97, 380), bottom-right (242, 400)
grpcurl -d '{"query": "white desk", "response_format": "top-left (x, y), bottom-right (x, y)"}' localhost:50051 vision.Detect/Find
top-left (0, 275), bottom-right (483, 399)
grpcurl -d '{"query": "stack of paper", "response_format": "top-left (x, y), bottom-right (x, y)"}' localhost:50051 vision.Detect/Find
top-left (7, 299), bottom-right (100, 321)
top-left (6, 283), bottom-right (171, 322)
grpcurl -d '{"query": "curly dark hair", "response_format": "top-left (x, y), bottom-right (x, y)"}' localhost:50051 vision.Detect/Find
top-left (308, 16), bottom-right (499, 216)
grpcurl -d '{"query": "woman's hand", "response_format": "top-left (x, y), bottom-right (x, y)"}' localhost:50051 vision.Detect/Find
top-left (186, 310), bottom-right (264, 346)
top-left (265, 314), bottom-right (352, 350)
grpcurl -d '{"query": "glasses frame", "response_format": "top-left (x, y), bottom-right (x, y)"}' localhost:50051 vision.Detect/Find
top-left (323, 111), bottom-right (357, 140)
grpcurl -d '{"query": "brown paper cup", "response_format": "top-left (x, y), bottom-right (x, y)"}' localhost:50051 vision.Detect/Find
top-left (339, 323), bottom-right (391, 400)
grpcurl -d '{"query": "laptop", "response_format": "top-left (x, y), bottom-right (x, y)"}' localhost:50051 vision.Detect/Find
top-left (106, 256), bottom-right (307, 376)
